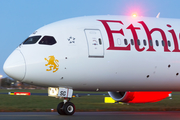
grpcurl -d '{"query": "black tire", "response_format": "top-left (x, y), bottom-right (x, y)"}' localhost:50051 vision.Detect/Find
top-left (63, 102), bottom-right (75, 115)
top-left (57, 102), bottom-right (65, 115)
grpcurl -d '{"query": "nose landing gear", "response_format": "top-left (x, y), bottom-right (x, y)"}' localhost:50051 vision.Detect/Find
top-left (48, 87), bottom-right (75, 115)
top-left (57, 99), bottom-right (75, 115)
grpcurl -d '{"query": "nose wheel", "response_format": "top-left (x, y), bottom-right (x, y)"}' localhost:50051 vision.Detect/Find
top-left (57, 101), bottom-right (75, 115)
top-left (48, 87), bottom-right (75, 115)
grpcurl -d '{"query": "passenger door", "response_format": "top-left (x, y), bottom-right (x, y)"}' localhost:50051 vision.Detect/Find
top-left (85, 29), bottom-right (104, 58)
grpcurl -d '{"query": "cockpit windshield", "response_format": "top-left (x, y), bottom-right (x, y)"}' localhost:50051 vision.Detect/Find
top-left (39, 36), bottom-right (57, 45)
top-left (23, 36), bottom-right (41, 44)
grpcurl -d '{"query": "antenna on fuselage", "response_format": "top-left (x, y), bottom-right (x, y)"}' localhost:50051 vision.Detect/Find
top-left (156, 12), bottom-right (160, 18)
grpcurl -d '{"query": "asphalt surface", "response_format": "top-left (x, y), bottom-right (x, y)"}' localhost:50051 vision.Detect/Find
top-left (0, 112), bottom-right (180, 120)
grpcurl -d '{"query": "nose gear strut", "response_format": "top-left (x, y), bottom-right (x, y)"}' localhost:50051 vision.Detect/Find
top-left (48, 87), bottom-right (75, 115)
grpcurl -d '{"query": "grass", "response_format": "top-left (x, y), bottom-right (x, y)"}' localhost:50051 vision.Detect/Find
top-left (0, 89), bottom-right (180, 112)
top-left (0, 89), bottom-right (107, 94)
top-left (0, 89), bottom-right (48, 93)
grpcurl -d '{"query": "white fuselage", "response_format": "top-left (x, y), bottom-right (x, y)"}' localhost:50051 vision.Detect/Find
top-left (3, 15), bottom-right (180, 91)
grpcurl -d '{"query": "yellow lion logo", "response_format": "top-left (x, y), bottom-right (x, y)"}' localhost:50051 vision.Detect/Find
top-left (45, 56), bottom-right (59, 73)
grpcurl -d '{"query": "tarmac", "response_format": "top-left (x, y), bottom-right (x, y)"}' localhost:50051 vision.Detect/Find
top-left (0, 112), bottom-right (180, 120)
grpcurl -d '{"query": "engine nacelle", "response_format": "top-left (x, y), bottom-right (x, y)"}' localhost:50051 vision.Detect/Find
top-left (108, 91), bottom-right (172, 103)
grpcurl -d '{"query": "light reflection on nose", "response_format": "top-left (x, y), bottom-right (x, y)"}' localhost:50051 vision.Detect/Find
top-left (3, 49), bottom-right (26, 81)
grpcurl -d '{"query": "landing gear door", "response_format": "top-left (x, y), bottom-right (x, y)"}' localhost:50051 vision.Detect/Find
top-left (85, 29), bottom-right (104, 58)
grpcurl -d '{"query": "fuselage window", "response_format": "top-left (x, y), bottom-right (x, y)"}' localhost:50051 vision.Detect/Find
top-left (162, 40), bottom-right (165, 46)
top-left (168, 40), bottom-right (171, 47)
top-left (39, 36), bottom-right (57, 45)
top-left (124, 39), bottom-right (128, 45)
top-left (130, 39), bottom-right (134, 45)
top-left (149, 40), bottom-right (153, 46)
top-left (117, 38), bottom-right (121, 45)
top-left (23, 36), bottom-right (41, 44)
top-left (137, 39), bottom-right (140, 46)
top-left (143, 39), bottom-right (147, 46)
top-left (155, 40), bottom-right (159, 46)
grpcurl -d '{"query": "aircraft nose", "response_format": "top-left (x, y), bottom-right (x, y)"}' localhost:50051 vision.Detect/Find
top-left (3, 49), bottom-right (26, 81)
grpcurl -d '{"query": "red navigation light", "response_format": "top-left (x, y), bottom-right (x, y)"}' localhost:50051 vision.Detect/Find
top-left (14, 92), bottom-right (31, 96)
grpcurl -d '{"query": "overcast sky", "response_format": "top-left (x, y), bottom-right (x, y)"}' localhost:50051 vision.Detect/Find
top-left (1, 0), bottom-right (180, 78)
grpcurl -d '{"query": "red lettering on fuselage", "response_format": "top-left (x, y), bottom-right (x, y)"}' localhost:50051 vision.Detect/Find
top-left (127, 24), bottom-right (145, 52)
top-left (167, 24), bottom-right (180, 52)
top-left (139, 21), bottom-right (170, 52)
top-left (98, 20), bottom-right (180, 52)
top-left (98, 20), bottom-right (130, 50)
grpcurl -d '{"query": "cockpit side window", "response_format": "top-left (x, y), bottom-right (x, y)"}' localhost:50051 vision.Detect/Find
top-left (39, 36), bottom-right (57, 45)
top-left (23, 36), bottom-right (41, 44)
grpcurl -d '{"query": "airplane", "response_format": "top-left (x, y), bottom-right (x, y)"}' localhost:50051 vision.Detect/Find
top-left (4, 15), bottom-right (180, 115)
